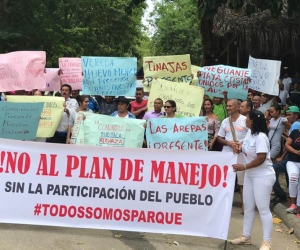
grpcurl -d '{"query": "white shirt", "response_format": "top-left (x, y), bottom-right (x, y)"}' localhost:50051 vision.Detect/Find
top-left (56, 98), bottom-right (79, 132)
top-left (218, 115), bottom-right (248, 152)
top-left (261, 100), bottom-right (272, 110)
top-left (283, 77), bottom-right (292, 91)
top-left (69, 109), bottom-right (93, 127)
top-left (255, 106), bottom-right (267, 114)
top-left (242, 130), bottom-right (275, 177)
top-left (279, 90), bottom-right (289, 105)
top-left (117, 114), bottom-right (129, 118)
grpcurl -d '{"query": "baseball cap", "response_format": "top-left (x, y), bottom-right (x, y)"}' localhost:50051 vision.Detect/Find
top-left (115, 97), bottom-right (130, 104)
top-left (286, 106), bottom-right (300, 114)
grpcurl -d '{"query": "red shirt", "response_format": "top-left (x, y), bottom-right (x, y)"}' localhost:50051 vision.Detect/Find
top-left (131, 99), bottom-right (148, 119)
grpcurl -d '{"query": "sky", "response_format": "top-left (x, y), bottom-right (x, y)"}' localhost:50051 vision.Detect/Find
top-left (142, 0), bottom-right (155, 36)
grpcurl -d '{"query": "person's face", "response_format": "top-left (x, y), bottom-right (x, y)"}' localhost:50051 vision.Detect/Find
top-left (226, 100), bottom-right (239, 116)
top-left (72, 90), bottom-right (79, 97)
top-left (105, 96), bottom-right (114, 103)
top-left (135, 90), bottom-right (144, 102)
top-left (247, 92), bottom-right (253, 100)
top-left (164, 102), bottom-right (175, 115)
top-left (294, 84), bottom-right (299, 90)
top-left (34, 91), bottom-right (42, 96)
top-left (213, 97), bottom-right (222, 105)
top-left (61, 86), bottom-right (71, 99)
top-left (239, 101), bottom-right (250, 115)
top-left (117, 102), bottom-right (128, 113)
top-left (204, 100), bottom-right (213, 112)
top-left (154, 99), bottom-right (163, 111)
top-left (246, 114), bottom-right (252, 129)
top-left (286, 112), bottom-right (298, 123)
top-left (279, 83), bottom-right (284, 90)
top-left (81, 98), bottom-right (89, 109)
top-left (252, 96), bottom-right (260, 107)
top-left (261, 95), bottom-right (269, 104)
top-left (269, 107), bottom-right (279, 118)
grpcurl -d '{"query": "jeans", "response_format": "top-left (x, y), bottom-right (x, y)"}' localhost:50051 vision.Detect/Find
top-left (273, 156), bottom-right (289, 199)
top-left (243, 174), bottom-right (276, 242)
top-left (287, 161), bottom-right (300, 205)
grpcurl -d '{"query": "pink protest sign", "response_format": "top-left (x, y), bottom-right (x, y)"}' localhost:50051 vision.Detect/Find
top-left (39, 68), bottom-right (61, 91)
top-left (59, 58), bottom-right (82, 90)
top-left (0, 51), bottom-right (46, 92)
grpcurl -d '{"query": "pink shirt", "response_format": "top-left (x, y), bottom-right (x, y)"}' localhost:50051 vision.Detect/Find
top-left (131, 99), bottom-right (148, 119)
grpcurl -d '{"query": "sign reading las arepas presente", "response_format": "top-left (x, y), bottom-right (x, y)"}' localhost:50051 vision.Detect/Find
top-left (0, 139), bottom-right (236, 240)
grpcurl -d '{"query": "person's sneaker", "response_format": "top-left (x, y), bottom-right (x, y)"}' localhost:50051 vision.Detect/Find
top-left (230, 235), bottom-right (251, 245)
top-left (270, 196), bottom-right (287, 204)
top-left (297, 214), bottom-right (300, 219)
top-left (260, 241), bottom-right (273, 250)
top-left (286, 204), bottom-right (297, 214)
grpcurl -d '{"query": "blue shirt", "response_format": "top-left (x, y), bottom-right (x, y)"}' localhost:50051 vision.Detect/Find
top-left (110, 111), bottom-right (136, 119)
top-left (290, 121), bottom-right (300, 134)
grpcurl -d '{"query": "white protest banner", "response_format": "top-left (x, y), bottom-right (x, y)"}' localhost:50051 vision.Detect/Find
top-left (0, 139), bottom-right (236, 240)
top-left (198, 65), bottom-right (251, 100)
top-left (146, 117), bottom-right (208, 150)
top-left (248, 56), bottom-right (281, 95)
top-left (0, 51), bottom-right (46, 91)
top-left (71, 113), bottom-right (145, 148)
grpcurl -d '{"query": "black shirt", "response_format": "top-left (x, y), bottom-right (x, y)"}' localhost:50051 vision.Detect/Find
top-left (289, 129), bottom-right (300, 162)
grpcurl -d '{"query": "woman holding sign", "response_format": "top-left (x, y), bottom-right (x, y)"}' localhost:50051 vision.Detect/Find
top-left (66, 95), bottom-right (93, 144)
top-left (231, 110), bottom-right (275, 250)
top-left (162, 100), bottom-right (184, 118)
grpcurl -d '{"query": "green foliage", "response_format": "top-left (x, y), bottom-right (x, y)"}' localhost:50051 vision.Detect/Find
top-left (198, 0), bottom-right (299, 20)
top-left (0, 0), bottom-right (146, 67)
top-left (149, 0), bottom-right (202, 65)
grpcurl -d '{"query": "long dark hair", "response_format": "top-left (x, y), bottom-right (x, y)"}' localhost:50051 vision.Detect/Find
top-left (203, 99), bottom-right (214, 115)
top-left (165, 100), bottom-right (177, 112)
top-left (76, 95), bottom-right (89, 106)
top-left (249, 110), bottom-right (268, 135)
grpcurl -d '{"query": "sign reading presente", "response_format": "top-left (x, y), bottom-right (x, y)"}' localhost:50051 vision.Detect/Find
top-left (146, 117), bottom-right (208, 150)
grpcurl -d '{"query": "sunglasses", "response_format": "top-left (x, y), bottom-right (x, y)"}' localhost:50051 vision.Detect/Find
top-left (164, 106), bottom-right (173, 108)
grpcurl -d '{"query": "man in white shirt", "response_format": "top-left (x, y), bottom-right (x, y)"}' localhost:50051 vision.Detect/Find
top-left (282, 73), bottom-right (292, 92)
top-left (278, 82), bottom-right (289, 107)
top-left (46, 84), bottom-right (79, 144)
top-left (252, 95), bottom-right (266, 113)
top-left (261, 93), bottom-right (273, 110)
top-left (218, 99), bottom-right (248, 213)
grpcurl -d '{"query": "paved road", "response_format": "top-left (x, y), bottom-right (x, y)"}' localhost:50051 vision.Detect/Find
top-left (0, 206), bottom-right (299, 250)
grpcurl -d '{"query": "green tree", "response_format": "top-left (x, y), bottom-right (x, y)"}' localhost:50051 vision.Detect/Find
top-left (149, 0), bottom-right (202, 65)
top-left (198, 0), bottom-right (300, 20)
top-left (0, 0), bottom-right (147, 66)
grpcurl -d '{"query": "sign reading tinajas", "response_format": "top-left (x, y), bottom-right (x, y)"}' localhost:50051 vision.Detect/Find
top-left (81, 56), bottom-right (137, 96)
top-left (0, 139), bottom-right (236, 240)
